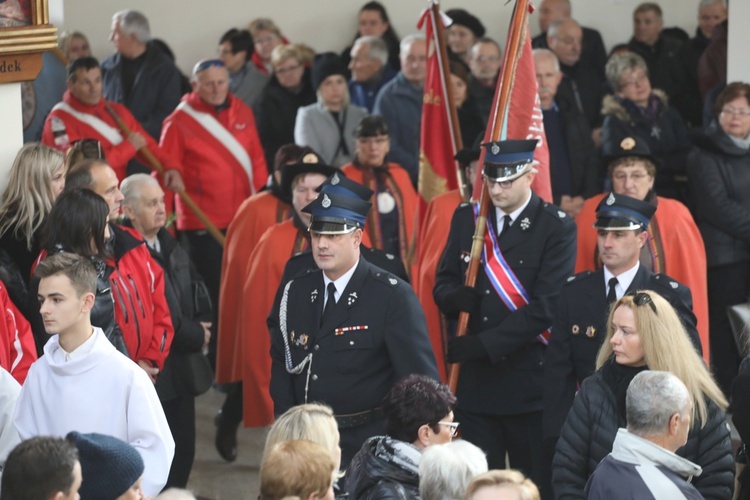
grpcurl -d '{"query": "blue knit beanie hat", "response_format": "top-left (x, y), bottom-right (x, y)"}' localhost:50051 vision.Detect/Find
top-left (67, 431), bottom-right (145, 500)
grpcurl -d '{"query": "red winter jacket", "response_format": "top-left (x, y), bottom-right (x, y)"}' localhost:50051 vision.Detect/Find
top-left (41, 91), bottom-right (180, 181)
top-left (159, 92), bottom-right (268, 230)
top-left (0, 280), bottom-right (36, 384)
top-left (32, 226), bottom-right (174, 370)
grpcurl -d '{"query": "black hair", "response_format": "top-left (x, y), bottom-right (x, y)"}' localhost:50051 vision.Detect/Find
top-left (220, 28), bottom-right (254, 62)
top-left (43, 188), bottom-right (110, 259)
top-left (66, 56), bottom-right (100, 82)
top-left (351, 1), bottom-right (400, 50)
top-left (382, 374), bottom-right (457, 443)
top-left (354, 115), bottom-right (390, 138)
top-left (1, 437), bottom-right (79, 500)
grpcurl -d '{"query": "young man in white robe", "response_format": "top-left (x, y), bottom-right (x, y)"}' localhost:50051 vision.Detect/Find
top-left (13, 252), bottom-right (175, 497)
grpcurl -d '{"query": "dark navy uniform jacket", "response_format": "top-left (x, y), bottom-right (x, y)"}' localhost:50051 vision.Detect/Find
top-left (269, 256), bottom-right (438, 416)
top-left (434, 193), bottom-right (577, 415)
top-left (543, 264), bottom-right (701, 440)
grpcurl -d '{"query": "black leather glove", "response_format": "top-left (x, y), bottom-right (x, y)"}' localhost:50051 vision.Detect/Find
top-left (444, 285), bottom-right (480, 316)
top-left (447, 335), bottom-right (488, 363)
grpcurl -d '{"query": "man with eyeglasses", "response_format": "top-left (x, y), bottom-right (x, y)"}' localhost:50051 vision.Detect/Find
top-left (341, 116), bottom-right (418, 270)
top-left (543, 184), bottom-right (702, 496)
top-left (434, 139), bottom-right (576, 486)
top-left (159, 58), bottom-right (268, 394)
top-left (468, 37), bottom-right (502, 124)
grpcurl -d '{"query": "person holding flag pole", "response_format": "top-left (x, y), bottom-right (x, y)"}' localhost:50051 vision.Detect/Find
top-left (433, 0), bottom-right (576, 487)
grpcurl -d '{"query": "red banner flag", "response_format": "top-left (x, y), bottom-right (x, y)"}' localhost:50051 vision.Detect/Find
top-left (472, 17), bottom-right (552, 202)
top-left (417, 3), bottom-right (462, 209)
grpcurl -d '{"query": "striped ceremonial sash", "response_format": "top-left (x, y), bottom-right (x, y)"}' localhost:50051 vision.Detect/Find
top-left (52, 102), bottom-right (124, 145)
top-left (472, 204), bottom-right (550, 344)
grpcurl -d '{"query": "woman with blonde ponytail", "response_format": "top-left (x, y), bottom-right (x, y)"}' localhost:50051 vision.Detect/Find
top-left (553, 290), bottom-right (733, 500)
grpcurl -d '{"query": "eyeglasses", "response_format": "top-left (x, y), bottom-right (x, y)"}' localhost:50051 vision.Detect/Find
top-left (721, 107), bottom-right (750, 117)
top-left (275, 63), bottom-right (302, 75)
top-left (193, 59), bottom-right (225, 74)
top-left (438, 421), bottom-right (460, 437)
top-left (627, 291), bottom-right (657, 314)
top-left (356, 136), bottom-right (389, 146)
top-left (483, 171), bottom-right (528, 189)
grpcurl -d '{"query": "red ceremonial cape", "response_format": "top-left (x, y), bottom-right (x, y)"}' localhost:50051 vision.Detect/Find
top-left (215, 192), bottom-right (291, 384)
top-left (415, 190), bottom-right (463, 382)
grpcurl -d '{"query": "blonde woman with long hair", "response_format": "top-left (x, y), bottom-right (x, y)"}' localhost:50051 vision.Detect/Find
top-left (552, 290), bottom-right (733, 500)
top-left (0, 143), bottom-right (65, 282)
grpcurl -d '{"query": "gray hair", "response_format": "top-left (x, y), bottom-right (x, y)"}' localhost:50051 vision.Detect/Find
top-left (112, 10), bottom-right (151, 44)
top-left (353, 36), bottom-right (389, 66)
top-left (605, 52), bottom-right (648, 92)
top-left (399, 33), bottom-right (426, 55)
top-left (626, 371), bottom-right (691, 437)
top-left (547, 18), bottom-right (580, 40)
top-left (154, 489), bottom-right (197, 500)
top-left (419, 440), bottom-right (488, 500)
top-left (532, 48), bottom-right (560, 72)
top-left (699, 0), bottom-right (726, 9)
top-left (120, 173), bottom-right (160, 209)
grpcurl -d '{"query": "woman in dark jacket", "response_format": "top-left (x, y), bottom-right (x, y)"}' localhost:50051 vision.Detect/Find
top-left (553, 291), bottom-right (733, 500)
top-left (449, 61), bottom-right (485, 149)
top-left (601, 52), bottom-right (691, 202)
top-left (688, 82), bottom-right (750, 396)
top-left (255, 44), bottom-right (316, 168)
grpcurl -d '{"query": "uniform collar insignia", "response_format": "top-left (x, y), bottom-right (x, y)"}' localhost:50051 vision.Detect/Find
top-left (311, 289), bottom-right (318, 302)
top-left (519, 217), bottom-right (531, 230)
top-left (347, 292), bottom-right (358, 306)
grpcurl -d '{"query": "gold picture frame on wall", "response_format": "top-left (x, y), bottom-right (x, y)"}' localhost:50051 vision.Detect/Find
top-left (0, 0), bottom-right (57, 82)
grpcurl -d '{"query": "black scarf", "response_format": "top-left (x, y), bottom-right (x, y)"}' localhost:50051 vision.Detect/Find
top-left (600, 357), bottom-right (649, 424)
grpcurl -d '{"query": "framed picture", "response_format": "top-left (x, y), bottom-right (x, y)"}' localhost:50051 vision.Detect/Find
top-left (0, 0), bottom-right (56, 82)
top-left (0, 0), bottom-right (57, 53)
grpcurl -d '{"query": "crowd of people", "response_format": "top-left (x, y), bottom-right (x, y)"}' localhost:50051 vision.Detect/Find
top-left (0, 0), bottom-right (748, 498)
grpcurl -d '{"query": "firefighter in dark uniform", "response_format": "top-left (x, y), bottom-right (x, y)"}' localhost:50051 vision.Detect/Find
top-left (269, 177), bottom-right (439, 468)
top-left (433, 139), bottom-right (577, 485)
top-left (542, 191), bottom-right (701, 473)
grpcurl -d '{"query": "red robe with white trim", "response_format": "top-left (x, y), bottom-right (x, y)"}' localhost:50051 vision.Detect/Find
top-left (159, 92), bottom-right (268, 230)
top-left (41, 91), bottom-right (177, 181)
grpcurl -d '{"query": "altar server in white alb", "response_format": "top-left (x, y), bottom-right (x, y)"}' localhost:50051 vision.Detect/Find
top-left (159, 58), bottom-right (268, 360)
top-left (13, 252), bottom-right (174, 497)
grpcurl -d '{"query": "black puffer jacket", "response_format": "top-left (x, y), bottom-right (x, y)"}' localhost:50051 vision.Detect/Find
top-left (344, 436), bottom-right (421, 500)
top-left (553, 360), bottom-right (734, 500)
top-left (687, 121), bottom-right (750, 267)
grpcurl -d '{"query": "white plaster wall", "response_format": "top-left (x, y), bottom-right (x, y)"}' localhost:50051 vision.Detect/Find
top-left (60, 0), bottom-right (705, 76)
top-left (0, 84), bottom-right (22, 194)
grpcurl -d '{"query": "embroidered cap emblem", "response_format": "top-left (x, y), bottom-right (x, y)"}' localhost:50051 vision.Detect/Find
top-left (606, 192), bottom-right (616, 206)
top-left (491, 143), bottom-right (500, 155)
top-left (303, 153), bottom-right (318, 164)
top-left (321, 194), bottom-right (331, 208)
top-left (620, 137), bottom-right (636, 151)
top-left (331, 173), bottom-right (340, 185)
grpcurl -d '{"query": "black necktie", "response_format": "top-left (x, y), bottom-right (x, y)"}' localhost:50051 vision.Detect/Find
top-left (607, 277), bottom-right (619, 304)
top-left (499, 215), bottom-right (513, 238)
top-left (321, 282), bottom-right (337, 326)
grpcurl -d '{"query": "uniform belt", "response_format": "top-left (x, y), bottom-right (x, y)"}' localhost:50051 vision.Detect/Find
top-left (335, 407), bottom-right (384, 429)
